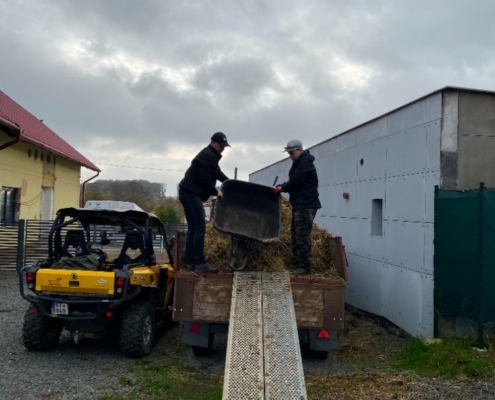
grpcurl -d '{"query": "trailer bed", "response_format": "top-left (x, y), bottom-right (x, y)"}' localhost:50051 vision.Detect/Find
top-left (173, 235), bottom-right (347, 333)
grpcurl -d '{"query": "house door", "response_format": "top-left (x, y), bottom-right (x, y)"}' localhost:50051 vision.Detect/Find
top-left (40, 187), bottom-right (53, 221)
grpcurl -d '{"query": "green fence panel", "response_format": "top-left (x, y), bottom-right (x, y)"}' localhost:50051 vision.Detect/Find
top-left (435, 189), bottom-right (480, 319)
top-left (482, 190), bottom-right (495, 321)
top-left (435, 186), bottom-right (495, 323)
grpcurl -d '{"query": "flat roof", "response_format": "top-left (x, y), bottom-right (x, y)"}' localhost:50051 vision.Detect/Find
top-left (250, 86), bottom-right (495, 175)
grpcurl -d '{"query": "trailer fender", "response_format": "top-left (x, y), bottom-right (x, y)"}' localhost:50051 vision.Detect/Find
top-left (182, 322), bottom-right (228, 347)
top-left (307, 328), bottom-right (339, 351)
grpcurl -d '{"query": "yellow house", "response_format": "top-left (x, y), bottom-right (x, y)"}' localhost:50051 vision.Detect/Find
top-left (0, 90), bottom-right (100, 222)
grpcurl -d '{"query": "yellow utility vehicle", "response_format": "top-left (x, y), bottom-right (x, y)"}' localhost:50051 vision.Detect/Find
top-left (18, 207), bottom-right (174, 358)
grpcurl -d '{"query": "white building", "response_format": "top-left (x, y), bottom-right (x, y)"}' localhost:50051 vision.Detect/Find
top-left (250, 87), bottom-right (495, 337)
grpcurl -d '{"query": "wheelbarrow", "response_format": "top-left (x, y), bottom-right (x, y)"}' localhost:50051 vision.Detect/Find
top-left (213, 179), bottom-right (282, 270)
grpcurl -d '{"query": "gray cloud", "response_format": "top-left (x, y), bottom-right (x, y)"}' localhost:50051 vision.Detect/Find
top-left (1, 0), bottom-right (495, 194)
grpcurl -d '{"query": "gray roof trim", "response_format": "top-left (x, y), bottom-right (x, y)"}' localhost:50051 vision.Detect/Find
top-left (250, 86), bottom-right (495, 176)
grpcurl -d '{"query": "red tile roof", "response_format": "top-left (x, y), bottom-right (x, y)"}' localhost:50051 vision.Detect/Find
top-left (0, 91), bottom-right (100, 172)
top-left (0, 113), bottom-right (21, 133)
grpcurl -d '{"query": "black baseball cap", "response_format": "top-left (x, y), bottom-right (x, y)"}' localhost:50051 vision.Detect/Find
top-left (211, 132), bottom-right (231, 147)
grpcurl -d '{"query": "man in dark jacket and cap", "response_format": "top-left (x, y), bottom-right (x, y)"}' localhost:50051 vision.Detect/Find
top-left (179, 132), bottom-right (230, 273)
top-left (273, 139), bottom-right (321, 275)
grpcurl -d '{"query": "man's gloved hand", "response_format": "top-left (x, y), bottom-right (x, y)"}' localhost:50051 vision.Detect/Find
top-left (273, 186), bottom-right (282, 195)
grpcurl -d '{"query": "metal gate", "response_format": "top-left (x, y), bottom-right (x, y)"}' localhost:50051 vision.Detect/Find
top-left (0, 220), bottom-right (54, 270)
top-left (0, 222), bottom-right (19, 269)
top-left (23, 220), bottom-right (53, 268)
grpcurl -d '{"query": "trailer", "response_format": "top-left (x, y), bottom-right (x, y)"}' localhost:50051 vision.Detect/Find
top-left (172, 180), bottom-right (348, 359)
top-left (173, 237), bottom-right (347, 358)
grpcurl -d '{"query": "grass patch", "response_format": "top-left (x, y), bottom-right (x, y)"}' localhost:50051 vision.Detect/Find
top-left (96, 324), bottom-right (223, 399)
top-left (392, 337), bottom-right (494, 378)
top-left (127, 359), bottom-right (223, 400)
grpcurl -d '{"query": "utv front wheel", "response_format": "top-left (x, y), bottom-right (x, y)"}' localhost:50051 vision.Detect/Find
top-left (120, 302), bottom-right (155, 358)
top-left (22, 307), bottom-right (62, 351)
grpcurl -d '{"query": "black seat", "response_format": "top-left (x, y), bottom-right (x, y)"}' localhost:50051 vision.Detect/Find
top-left (63, 230), bottom-right (90, 257)
top-left (99, 230), bottom-right (111, 246)
top-left (116, 230), bottom-right (147, 266)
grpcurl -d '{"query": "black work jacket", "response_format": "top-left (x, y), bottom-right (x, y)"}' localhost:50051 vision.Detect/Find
top-left (179, 145), bottom-right (229, 201)
top-left (280, 150), bottom-right (321, 211)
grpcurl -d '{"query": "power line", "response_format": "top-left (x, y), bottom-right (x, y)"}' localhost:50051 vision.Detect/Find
top-left (96, 162), bottom-right (184, 172)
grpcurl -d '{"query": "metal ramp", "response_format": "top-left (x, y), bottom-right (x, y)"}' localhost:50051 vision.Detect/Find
top-left (223, 272), bottom-right (307, 400)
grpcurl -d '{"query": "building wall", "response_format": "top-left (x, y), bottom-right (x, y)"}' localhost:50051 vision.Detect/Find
top-left (250, 92), bottom-right (443, 337)
top-left (53, 157), bottom-right (81, 213)
top-left (457, 92), bottom-right (495, 190)
top-left (0, 141), bottom-right (80, 220)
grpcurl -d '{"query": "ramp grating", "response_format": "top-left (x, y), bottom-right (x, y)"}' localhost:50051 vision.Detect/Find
top-left (223, 271), bottom-right (307, 400)
top-left (263, 272), bottom-right (306, 400)
top-left (223, 272), bottom-right (264, 400)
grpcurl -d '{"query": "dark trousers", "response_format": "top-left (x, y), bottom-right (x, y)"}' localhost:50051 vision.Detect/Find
top-left (291, 208), bottom-right (317, 271)
top-left (178, 187), bottom-right (206, 265)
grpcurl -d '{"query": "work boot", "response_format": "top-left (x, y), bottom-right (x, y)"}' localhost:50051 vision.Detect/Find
top-left (292, 267), bottom-right (310, 275)
top-left (186, 264), bottom-right (195, 272)
top-left (195, 262), bottom-right (218, 274)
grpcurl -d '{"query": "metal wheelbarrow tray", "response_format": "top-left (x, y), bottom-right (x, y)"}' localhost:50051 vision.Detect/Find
top-left (213, 180), bottom-right (281, 242)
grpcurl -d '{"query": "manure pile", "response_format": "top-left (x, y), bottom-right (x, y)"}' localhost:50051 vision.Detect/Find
top-left (201, 198), bottom-right (342, 280)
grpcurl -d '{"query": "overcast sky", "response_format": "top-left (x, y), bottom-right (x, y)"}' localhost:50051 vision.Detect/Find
top-left (1, 1), bottom-right (494, 196)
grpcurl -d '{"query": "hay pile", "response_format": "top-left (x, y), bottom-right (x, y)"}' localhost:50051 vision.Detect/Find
top-left (201, 198), bottom-right (342, 280)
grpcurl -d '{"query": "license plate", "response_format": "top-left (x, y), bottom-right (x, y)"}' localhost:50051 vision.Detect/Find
top-left (51, 301), bottom-right (69, 315)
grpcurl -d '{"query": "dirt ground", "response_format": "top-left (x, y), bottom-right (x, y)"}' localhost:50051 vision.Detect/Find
top-left (5, 263), bottom-right (495, 400)
top-left (151, 310), bottom-right (495, 400)
top-left (300, 312), bottom-right (495, 400)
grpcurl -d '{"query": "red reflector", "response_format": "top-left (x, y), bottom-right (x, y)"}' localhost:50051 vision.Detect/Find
top-left (189, 322), bottom-right (200, 334)
top-left (105, 311), bottom-right (113, 318)
top-left (26, 273), bottom-right (35, 282)
top-left (32, 306), bottom-right (38, 314)
top-left (317, 329), bottom-right (330, 339)
top-left (116, 277), bottom-right (125, 286)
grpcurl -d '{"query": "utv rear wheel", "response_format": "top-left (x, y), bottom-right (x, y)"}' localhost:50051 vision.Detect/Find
top-left (120, 302), bottom-right (155, 358)
top-left (22, 308), bottom-right (62, 351)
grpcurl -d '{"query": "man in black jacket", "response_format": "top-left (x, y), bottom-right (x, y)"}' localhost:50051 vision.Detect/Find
top-left (179, 132), bottom-right (230, 273)
top-left (273, 139), bottom-right (321, 275)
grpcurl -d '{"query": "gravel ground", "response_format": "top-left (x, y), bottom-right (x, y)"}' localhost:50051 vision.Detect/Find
top-left (0, 269), bottom-right (134, 400)
top-left (0, 268), bottom-right (354, 400)
top-left (3, 268), bottom-right (495, 400)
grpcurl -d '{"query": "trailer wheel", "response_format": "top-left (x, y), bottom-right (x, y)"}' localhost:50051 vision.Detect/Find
top-left (22, 307), bottom-right (62, 351)
top-left (191, 334), bottom-right (214, 356)
top-left (120, 302), bottom-right (155, 358)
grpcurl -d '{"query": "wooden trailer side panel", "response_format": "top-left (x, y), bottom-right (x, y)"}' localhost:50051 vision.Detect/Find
top-left (291, 280), bottom-right (345, 330)
top-left (192, 278), bottom-right (233, 322)
top-left (173, 272), bottom-right (233, 324)
top-left (173, 234), bottom-right (347, 326)
top-left (292, 283), bottom-right (324, 327)
top-left (174, 273), bottom-right (345, 332)
top-left (323, 285), bottom-right (345, 331)
top-left (172, 273), bottom-right (196, 321)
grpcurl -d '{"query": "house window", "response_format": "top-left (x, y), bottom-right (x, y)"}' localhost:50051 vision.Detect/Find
top-left (371, 199), bottom-right (383, 237)
top-left (0, 187), bottom-right (20, 225)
